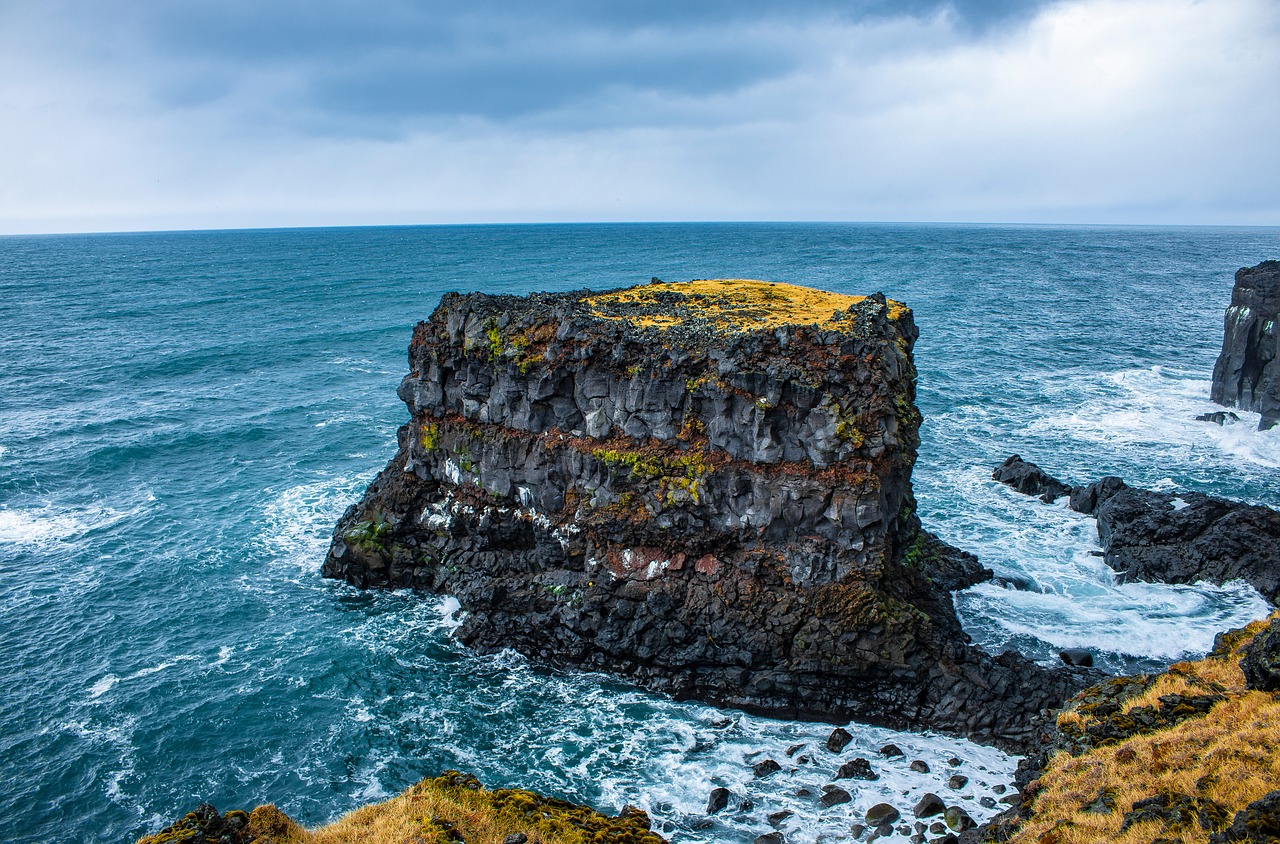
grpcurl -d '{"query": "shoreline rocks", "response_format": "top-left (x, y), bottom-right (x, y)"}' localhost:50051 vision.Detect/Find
top-left (1211, 260), bottom-right (1280, 430)
top-left (324, 281), bottom-right (1094, 750)
top-left (993, 455), bottom-right (1280, 603)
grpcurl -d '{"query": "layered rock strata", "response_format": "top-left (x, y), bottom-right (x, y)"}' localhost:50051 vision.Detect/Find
top-left (1211, 260), bottom-right (1280, 430)
top-left (325, 280), bottom-right (1092, 750)
top-left (994, 456), bottom-right (1280, 603)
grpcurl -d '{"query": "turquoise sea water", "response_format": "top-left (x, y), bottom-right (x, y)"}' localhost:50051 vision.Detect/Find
top-left (1, 223), bottom-right (1278, 843)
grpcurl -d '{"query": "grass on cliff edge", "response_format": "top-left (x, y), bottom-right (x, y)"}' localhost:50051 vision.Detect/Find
top-left (1003, 613), bottom-right (1280, 844)
top-left (586, 278), bottom-right (908, 332)
top-left (139, 771), bottom-right (665, 844)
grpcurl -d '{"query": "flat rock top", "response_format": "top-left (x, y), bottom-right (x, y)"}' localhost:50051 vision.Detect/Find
top-left (584, 278), bottom-right (907, 335)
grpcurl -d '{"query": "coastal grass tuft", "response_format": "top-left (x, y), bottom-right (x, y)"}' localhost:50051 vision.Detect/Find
top-left (305, 772), bottom-right (661, 844)
top-left (141, 773), bottom-right (665, 844)
top-left (1002, 614), bottom-right (1280, 844)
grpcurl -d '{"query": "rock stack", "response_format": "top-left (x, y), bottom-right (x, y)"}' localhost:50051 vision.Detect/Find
top-left (1211, 260), bottom-right (1280, 430)
top-left (325, 279), bottom-right (1091, 749)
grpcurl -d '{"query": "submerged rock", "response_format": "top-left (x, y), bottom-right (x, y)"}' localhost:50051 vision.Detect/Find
top-left (324, 280), bottom-right (1092, 749)
top-left (1197, 410), bottom-right (1241, 426)
top-left (1211, 260), bottom-right (1280, 430)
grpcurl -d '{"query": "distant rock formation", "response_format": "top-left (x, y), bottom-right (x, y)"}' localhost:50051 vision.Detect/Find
top-left (994, 455), bottom-right (1280, 603)
top-left (324, 280), bottom-right (1092, 750)
top-left (1211, 260), bottom-right (1280, 430)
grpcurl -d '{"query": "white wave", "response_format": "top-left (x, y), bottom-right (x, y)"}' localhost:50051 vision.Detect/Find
top-left (0, 508), bottom-right (98, 546)
top-left (1030, 365), bottom-right (1280, 473)
top-left (925, 463), bottom-right (1271, 664)
top-left (337, 620), bottom-right (1016, 844)
top-left (255, 473), bottom-right (376, 576)
top-left (0, 494), bottom-right (155, 548)
top-left (436, 596), bottom-right (463, 631)
top-left (88, 675), bottom-right (119, 699)
top-left (124, 655), bottom-right (199, 681)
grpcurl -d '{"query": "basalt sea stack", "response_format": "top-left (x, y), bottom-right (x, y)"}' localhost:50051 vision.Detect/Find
top-left (324, 279), bottom-right (1089, 749)
top-left (1211, 260), bottom-right (1280, 430)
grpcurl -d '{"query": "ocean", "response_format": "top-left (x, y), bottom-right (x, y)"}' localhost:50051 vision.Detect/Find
top-left (1, 222), bottom-right (1277, 843)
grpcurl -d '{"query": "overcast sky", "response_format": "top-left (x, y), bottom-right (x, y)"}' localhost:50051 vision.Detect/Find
top-left (1, 0), bottom-right (1277, 233)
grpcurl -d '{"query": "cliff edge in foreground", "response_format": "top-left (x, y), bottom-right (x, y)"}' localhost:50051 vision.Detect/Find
top-left (324, 279), bottom-right (1091, 750)
top-left (1211, 260), bottom-right (1280, 430)
top-left (971, 614), bottom-right (1280, 844)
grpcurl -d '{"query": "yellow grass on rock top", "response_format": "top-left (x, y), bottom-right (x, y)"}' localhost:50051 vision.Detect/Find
top-left (586, 278), bottom-right (907, 333)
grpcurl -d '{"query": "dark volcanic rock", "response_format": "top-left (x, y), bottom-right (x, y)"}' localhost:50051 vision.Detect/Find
top-left (753, 759), bottom-right (782, 778)
top-left (820, 787), bottom-right (852, 808)
top-left (1212, 789), bottom-right (1280, 843)
top-left (1197, 410), bottom-right (1241, 426)
top-left (914, 793), bottom-right (946, 817)
top-left (707, 787), bottom-right (731, 814)
top-left (1241, 617), bottom-right (1280, 691)
top-left (836, 758), bottom-right (877, 780)
top-left (992, 455), bottom-right (1072, 503)
top-left (866, 803), bottom-right (901, 826)
top-left (138, 804), bottom-right (252, 844)
top-left (825, 727), bottom-right (852, 754)
top-left (1059, 649), bottom-right (1093, 667)
top-left (1211, 260), bottom-right (1280, 430)
top-left (994, 457), bottom-right (1280, 603)
top-left (324, 281), bottom-right (1094, 749)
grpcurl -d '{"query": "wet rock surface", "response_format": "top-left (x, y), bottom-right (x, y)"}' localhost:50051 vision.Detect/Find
top-left (1211, 260), bottom-right (1280, 430)
top-left (324, 282), bottom-right (1093, 749)
top-left (993, 455), bottom-right (1280, 603)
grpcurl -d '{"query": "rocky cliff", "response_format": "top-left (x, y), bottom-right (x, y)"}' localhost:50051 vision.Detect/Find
top-left (324, 279), bottom-right (1091, 750)
top-left (1211, 260), bottom-right (1280, 430)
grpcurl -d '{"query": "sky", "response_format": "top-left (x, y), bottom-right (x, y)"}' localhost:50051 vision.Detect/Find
top-left (1, 0), bottom-right (1277, 234)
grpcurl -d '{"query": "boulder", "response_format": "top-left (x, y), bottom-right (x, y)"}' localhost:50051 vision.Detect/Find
top-left (825, 727), bottom-right (853, 754)
top-left (913, 793), bottom-right (946, 818)
top-left (1059, 649), bottom-right (1094, 667)
top-left (865, 803), bottom-right (901, 826)
top-left (836, 758), bottom-right (878, 780)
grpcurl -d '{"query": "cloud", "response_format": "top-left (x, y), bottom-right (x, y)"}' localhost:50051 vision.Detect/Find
top-left (0, 0), bottom-right (1276, 232)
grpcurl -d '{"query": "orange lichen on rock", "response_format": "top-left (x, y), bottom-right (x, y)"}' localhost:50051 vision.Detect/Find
top-left (585, 278), bottom-right (907, 333)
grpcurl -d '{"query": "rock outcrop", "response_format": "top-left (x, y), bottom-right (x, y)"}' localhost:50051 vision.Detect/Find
top-left (1211, 260), bottom-right (1280, 430)
top-left (993, 456), bottom-right (1280, 603)
top-left (325, 280), bottom-right (1092, 750)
